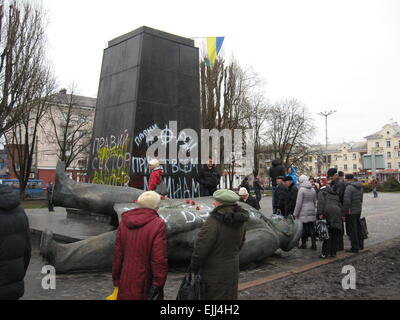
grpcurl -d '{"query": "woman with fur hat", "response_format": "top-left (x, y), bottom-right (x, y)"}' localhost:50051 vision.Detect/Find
top-left (112, 191), bottom-right (168, 300)
top-left (190, 189), bottom-right (249, 300)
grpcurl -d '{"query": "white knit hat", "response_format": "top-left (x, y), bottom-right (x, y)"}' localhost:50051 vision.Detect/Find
top-left (299, 175), bottom-right (309, 184)
top-left (238, 187), bottom-right (249, 196)
top-left (137, 191), bottom-right (161, 210)
top-left (148, 158), bottom-right (160, 167)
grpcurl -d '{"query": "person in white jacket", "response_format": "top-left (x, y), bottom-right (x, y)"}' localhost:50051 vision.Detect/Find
top-left (293, 175), bottom-right (317, 250)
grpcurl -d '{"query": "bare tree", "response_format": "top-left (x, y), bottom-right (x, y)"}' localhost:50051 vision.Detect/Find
top-left (200, 57), bottom-right (259, 188)
top-left (243, 92), bottom-right (270, 175)
top-left (43, 84), bottom-right (93, 170)
top-left (265, 98), bottom-right (315, 170)
top-left (3, 1), bottom-right (55, 199)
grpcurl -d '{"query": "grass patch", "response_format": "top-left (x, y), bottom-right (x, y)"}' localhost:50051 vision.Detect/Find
top-left (21, 200), bottom-right (48, 209)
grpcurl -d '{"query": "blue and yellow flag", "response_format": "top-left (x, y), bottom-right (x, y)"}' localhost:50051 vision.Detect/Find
top-left (206, 37), bottom-right (224, 68)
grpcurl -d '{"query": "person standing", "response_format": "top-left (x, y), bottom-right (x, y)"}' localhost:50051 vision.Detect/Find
top-left (293, 175), bottom-right (317, 250)
top-left (0, 185), bottom-right (31, 300)
top-left (317, 181), bottom-right (343, 259)
top-left (112, 191), bottom-right (168, 300)
top-left (343, 174), bottom-right (364, 253)
top-left (253, 175), bottom-right (264, 206)
top-left (287, 167), bottom-right (298, 185)
top-left (238, 187), bottom-right (260, 210)
top-left (239, 177), bottom-right (251, 194)
top-left (269, 160), bottom-right (286, 214)
top-left (197, 158), bottom-right (221, 196)
top-left (46, 181), bottom-right (54, 212)
top-left (147, 159), bottom-right (165, 193)
top-left (190, 189), bottom-right (249, 300)
top-left (328, 168), bottom-right (346, 250)
top-left (309, 177), bottom-right (320, 195)
top-left (275, 176), bottom-right (287, 215)
top-left (371, 177), bottom-right (378, 198)
top-left (283, 176), bottom-right (299, 217)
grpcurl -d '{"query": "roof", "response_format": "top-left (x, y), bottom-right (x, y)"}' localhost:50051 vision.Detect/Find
top-left (48, 90), bottom-right (97, 109)
top-left (365, 122), bottom-right (400, 139)
top-left (311, 141), bottom-right (367, 153)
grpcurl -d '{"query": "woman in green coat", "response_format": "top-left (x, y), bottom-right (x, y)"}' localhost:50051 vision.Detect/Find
top-left (190, 189), bottom-right (249, 300)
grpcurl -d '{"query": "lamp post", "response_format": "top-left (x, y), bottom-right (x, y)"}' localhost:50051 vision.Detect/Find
top-left (318, 110), bottom-right (337, 174)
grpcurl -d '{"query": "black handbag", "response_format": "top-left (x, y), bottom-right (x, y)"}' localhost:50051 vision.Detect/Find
top-left (360, 217), bottom-right (368, 239)
top-left (176, 270), bottom-right (206, 300)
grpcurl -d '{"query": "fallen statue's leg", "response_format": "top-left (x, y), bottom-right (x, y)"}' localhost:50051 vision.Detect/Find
top-left (52, 161), bottom-right (143, 218)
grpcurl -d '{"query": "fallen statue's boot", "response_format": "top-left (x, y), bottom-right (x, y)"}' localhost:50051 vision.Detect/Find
top-left (40, 228), bottom-right (56, 265)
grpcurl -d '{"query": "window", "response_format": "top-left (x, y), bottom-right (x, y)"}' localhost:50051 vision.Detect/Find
top-left (78, 159), bottom-right (87, 168)
top-left (387, 152), bottom-right (391, 158)
top-left (309, 166), bottom-right (313, 172)
top-left (334, 165), bottom-right (338, 169)
top-left (343, 154), bottom-right (347, 161)
top-left (334, 155), bottom-right (338, 161)
top-left (79, 114), bottom-right (88, 122)
top-left (387, 162), bottom-right (392, 169)
top-left (398, 162), bottom-right (400, 169)
top-left (353, 164), bottom-right (357, 170)
top-left (352, 153), bottom-right (357, 160)
top-left (387, 140), bottom-right (391, 148)
top-left (344, 164), bottom-right (348, 170)
top-left (398, 151), bottom-right (400, 158)
top-left (375, 142), bottom-right (380, 148)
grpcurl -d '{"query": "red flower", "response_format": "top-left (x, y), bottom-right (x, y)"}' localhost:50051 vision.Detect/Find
top-left (191, 201), bottom-right (196, 205)
top-left (186, 200), bottom-right (190, 204)
top-left (196, 206), bottom-right (200, 211)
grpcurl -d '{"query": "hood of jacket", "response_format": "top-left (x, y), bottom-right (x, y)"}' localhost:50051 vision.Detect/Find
top-left (349, 181), bottom-right (362, 190)
top-left (0, 185), bottom-right (21, 211)
top-left (300, 179), bottom-right (313, 189)
top-left (122, 208), bottom-right (159, 229)
top-left (210, 204), bottom-right (249, 228)
top-left (272, 159), bottom-right (282, 167)
top-left (152, 167), bottom-right (164, 174)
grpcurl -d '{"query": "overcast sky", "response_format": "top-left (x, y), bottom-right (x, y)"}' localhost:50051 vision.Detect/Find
top-left (41, 0), bottom-right (400, 145)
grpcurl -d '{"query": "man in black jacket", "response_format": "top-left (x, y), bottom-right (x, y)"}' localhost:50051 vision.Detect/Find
top-left (343, 174), bottom-right (364, 253)
top-left (327, 168), bottom-right (346, 250)
top-left (253, 176), bottom-right (264, 206)
top-left (283, 176), bottom-right (298, 217)
top-left (197, 158), bottom-right (221, 196)
top-left (0, 185), bottom-right (31, 300)
top-left (269, 160), bottom-right (286, 214)
top-left (275, 176), bottom-right (287, 215)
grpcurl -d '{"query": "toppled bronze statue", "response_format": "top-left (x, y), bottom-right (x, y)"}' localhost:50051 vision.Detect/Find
top-left (40, 162), bottom-right (302, 273)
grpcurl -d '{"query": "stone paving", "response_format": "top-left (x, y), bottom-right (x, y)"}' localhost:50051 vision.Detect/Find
top-left (21, 192), bottom-right (400, 300)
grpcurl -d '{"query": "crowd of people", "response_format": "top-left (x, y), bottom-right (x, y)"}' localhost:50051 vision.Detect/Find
top-left (0, 157), bottom-right (367, 301)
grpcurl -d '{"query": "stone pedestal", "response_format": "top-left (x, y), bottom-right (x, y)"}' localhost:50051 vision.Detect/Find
top-left (87, 26), bottom-right (201, 198)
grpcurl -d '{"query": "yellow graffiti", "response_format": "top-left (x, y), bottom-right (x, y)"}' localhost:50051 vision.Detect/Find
top-left (93, 138), bottom-right (131, 186)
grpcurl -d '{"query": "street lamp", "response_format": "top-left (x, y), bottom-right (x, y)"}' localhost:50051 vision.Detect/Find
top-left (318, 110), bottom-right (337, 174)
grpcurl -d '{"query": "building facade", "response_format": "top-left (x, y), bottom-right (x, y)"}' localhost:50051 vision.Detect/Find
top-left (363, 122), bottom-right (400, 182)
top-left (5, 89), bottom-right (96, 182)
top-left (304, 141), bottom-right (368, 179)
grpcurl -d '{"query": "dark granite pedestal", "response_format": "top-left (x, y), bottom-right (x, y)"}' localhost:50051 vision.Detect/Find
top-left (87, 26), bottom-right (201, 198)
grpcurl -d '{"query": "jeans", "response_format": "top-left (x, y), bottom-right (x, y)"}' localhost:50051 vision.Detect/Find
top-left (48, 199), bottom-right (54, 212)
top-left (255, 189), bottom-right (262, 204)
top-left (373, 188), bottom-right (378, 198)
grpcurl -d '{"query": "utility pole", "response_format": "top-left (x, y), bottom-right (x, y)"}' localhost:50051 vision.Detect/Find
top-left (318, 110), bottom-right (336, 174)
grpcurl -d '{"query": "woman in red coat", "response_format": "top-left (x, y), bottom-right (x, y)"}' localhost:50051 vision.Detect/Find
top-left (112, 191), bottom-right (168, 300)
top-left (148, 159), bottom-right (164, 191)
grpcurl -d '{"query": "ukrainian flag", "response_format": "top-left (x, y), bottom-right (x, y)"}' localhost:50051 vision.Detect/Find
top-left (206, 37), bottom-right (224, 68)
